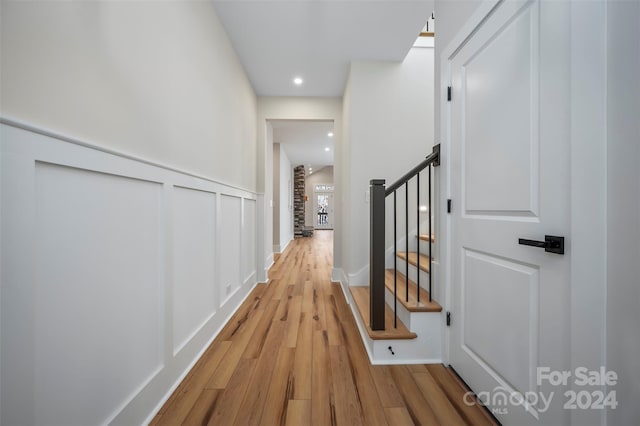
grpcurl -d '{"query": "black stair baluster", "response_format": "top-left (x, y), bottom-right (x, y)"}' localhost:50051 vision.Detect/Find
top-left (393, 190), bottom-right (397, 328)
top-left (417, 172), bottom-right (420, 303)
top-left (428, 164), bottom-right (432, 302)
top-left (405, 182), bottom-right (409, 304)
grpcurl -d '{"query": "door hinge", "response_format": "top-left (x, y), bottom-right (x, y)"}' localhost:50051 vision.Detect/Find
top-left (447, 199), bottom-right (452, 213)
top-left (446, 311), bottom-right (451, 327)
top-left (447, 86), bottom-right (452, 101)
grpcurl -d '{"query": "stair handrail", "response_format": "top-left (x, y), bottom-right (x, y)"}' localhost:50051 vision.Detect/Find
top-left (385, 144), bottom-right (440, 195)
top-left (369, 144), bottom-right (440, 331)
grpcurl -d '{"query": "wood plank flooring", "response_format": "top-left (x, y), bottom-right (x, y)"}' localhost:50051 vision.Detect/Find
top-left (150, 231), bottom-right (497, 426)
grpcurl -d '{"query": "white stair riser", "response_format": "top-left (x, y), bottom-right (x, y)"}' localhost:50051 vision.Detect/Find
top-left (393, 258), bottom-right (431, 287)
top-left (371, 313), bottom-right (443, 364)
top-left (347, 287), bottom-right (443, 365)
top-left (384, 286), bottom-right (442, 331)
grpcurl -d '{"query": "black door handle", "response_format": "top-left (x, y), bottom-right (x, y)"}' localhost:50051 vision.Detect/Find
top-left (518, 235), bottom-right (565, 255)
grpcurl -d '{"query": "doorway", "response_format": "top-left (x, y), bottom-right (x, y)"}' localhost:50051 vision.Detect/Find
top-left (314, 184), bottom-right (334, 229)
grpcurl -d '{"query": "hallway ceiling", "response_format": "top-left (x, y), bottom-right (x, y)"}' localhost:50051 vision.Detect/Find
top-left (272, 120), bottom-right (334, 171)
top-left (212, 0), bottom-right (432, 97)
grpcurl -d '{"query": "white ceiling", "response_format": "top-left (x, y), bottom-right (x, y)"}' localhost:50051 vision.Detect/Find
top-left (272, 120), bottom-right (334, 172)
top-left (214, 1), bottom-right (432, 168)
top-left (212, 0), bottom-right (433, 97)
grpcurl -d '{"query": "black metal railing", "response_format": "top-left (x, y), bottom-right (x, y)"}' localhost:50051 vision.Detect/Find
top-left (369, 144), bottom-right (440, 330)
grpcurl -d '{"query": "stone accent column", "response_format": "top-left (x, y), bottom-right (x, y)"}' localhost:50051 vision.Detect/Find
top-left (293, 165), bottom-right (305, 237)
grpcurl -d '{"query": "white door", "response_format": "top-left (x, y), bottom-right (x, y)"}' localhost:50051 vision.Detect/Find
top-left (449, 0), bottom-right (570, 424)
top-left (314, 192), bottom-right (333, 229)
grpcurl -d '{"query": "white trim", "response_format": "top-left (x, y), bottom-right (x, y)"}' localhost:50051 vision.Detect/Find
top-left (331, 267), bottom-right (346, 285)
top-left (273, 236), bottom-right (293, 256)
top-left (0, 117), bottom-right (257, 196)
top-left (143, 280), bottom-right (258, 426)
top-left (347, 264), bottom-right (369, 287)
top-left (569, 3), bottom-right (608, 425)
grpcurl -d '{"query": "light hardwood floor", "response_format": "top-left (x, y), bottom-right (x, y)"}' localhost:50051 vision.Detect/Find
top-left (150, 230), bottom-right (497, 426)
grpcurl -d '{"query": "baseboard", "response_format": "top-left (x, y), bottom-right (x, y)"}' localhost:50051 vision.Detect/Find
top-left (279, 237), bottom-right (292, 254)
top-left (348, 264), bottom-right (369, 286)
top-left (143, 279), bottom-right (258, 425)
top-left (261, 254), bottom-right (274, 283)
top-left (332, 267), bottom-right (349, 287)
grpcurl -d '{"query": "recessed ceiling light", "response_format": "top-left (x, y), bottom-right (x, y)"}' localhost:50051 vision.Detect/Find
top-left (324, 147), bottom-right (330, 152)
top-left (293, 77), bottom-right (303, 85)
top-left (328, 132), bottom-right (334, 137)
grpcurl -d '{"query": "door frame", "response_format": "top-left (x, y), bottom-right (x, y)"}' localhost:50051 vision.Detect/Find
top-left (438, 1), bottom-right (607, 424)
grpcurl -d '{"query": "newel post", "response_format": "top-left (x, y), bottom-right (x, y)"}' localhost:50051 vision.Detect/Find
top-left (370, 179), bottom-right (386, 331)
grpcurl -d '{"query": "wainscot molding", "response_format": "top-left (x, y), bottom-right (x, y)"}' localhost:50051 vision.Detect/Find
top-left (0, 119), bottom-right (260, 426)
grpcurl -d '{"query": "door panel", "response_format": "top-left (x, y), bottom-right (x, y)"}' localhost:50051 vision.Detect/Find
top-left (463, 1), bottom-right (538, 216)
top-left (462, 249), bottom-right (538, 398)
top-left (449, 0), bottom-right (570, 424)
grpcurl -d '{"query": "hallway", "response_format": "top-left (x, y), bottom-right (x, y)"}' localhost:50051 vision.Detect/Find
top-left (151, 231), bottom-right (496, 426)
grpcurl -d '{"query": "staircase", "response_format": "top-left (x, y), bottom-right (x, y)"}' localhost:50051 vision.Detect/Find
top-left (349, 145), bottom-right (444, 364)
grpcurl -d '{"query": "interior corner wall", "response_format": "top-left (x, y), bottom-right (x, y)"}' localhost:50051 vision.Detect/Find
top-left (342, 46), bottom-right (435, 285)
top-left (1, 2), bottom-right (259, 425)
top-left (606, 1), bottom-right (640, 425)
top-left (341, 78), bottom-right (353, 281)
top-left (273, 142), bottom-right (281, 249)
top-left (305, 166), bottom-right (334, 227)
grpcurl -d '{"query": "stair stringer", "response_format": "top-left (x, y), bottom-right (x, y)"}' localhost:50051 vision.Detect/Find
top-left (345, 285), bottom-right (443, 365)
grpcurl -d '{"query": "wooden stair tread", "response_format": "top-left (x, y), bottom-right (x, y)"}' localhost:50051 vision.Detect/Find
top-left (397, 251), bottom-right (430, 273)
top-left (350, 287), bottom-right (417, 340)
top-left (418, 234), bottom-right (435, 242)
top-left (384, 270), bottom-right (442, 312)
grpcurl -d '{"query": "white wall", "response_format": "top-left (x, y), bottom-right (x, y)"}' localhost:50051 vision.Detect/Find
top-left (606, 1), bottom-right (640, 424)
top-left (1, 2), bottom-right (259, 425)
top-left (257, 98), bottom-right (343, 277)
top-left (305, 166), bottom-right (334, 227)
top-left (341, 79), bottom-right (353, 285)
top-left (341, 46), bottom-right (435, 285)
top-left (279, 147), bottom-right (293, 251)
top-left (273, 141), bottom-right (280, 249)
top-left (0, 0), bottom-right (257, 191)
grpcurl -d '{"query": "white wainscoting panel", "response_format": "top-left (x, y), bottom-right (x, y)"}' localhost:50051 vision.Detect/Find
top-left (242, 198), bottom-right (257, 284)
top-left (0, 121), bottom-right (259, 426)
top-left (172, 186), bottom-right (217, 355)
top-left (34, 162), bottom-right (164, 426)
top-left (219, 194), bottom-right (242, 304)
